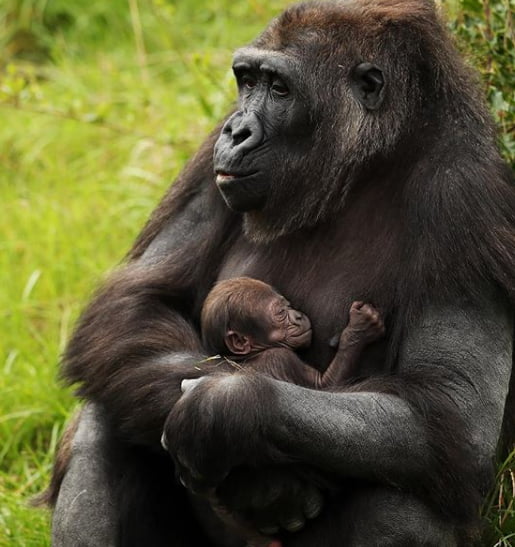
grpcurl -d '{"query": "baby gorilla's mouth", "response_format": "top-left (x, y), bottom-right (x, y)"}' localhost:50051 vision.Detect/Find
top-left (288, 327), bottom-right (313, 348)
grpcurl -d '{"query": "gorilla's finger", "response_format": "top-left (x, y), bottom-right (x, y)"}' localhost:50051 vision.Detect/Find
top-left (160, 431), bottom-right (168, 451)
top-left (181, 378), bottom-right (204, 394)
top-left (258, 525), bottom-right (280, 535)
top-left (303, 488), bottom-right (323, 519)
top-left (281, 517), bottom-right (305, 532)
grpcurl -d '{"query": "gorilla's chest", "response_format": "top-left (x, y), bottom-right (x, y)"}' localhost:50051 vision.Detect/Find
top-left (217, 222), bottom-right (398, 372)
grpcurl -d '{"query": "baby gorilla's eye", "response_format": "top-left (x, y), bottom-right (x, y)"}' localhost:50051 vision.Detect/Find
top-left (275, 306), bottom-right (288, 321)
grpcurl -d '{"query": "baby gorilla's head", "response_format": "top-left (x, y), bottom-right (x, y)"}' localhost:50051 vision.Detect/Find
top-left (201, 277), bottom-right (312, 356)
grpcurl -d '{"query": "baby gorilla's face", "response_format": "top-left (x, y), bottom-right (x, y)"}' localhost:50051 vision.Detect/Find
top-left (263, 294), bottom-right (312, 349)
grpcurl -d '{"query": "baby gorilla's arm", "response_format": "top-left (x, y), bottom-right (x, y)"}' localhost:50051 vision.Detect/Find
top-left (242, 302), bottom-right (383, 389)
top-left (317, 302), bottom-right (384, 388)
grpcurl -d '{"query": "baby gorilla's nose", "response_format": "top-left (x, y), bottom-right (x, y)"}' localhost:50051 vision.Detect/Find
top-left (293, 310), bottom-right (304, 323)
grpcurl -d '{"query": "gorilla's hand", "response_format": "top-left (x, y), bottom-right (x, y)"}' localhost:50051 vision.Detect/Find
top-left (215, 465), bottom-right (324, 535)
top-left (162, 372), bottom-right (282, 487)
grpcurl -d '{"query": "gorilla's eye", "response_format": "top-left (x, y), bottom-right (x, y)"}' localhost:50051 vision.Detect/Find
top-left (241, 74), bottom-right (258, 89)
top-left (271, 80), bottom-right (289, 97)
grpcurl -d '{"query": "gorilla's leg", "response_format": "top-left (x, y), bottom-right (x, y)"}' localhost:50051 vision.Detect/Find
top-left (284, 486), bottom-right (458, 547)
top-left (344, 487), bottom-right (458, 547)
top-left (52, 404), bottom-right (117, 547)
top-left (52, 403), bottom-right (214, 547)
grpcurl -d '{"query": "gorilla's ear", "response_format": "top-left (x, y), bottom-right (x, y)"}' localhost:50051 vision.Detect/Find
top-left (225, 330), bottom-right (253, 355)
top-left (351, 63), bottom-right (385, 110)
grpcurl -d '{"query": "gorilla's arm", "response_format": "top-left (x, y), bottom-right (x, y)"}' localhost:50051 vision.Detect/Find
top-left (273, 300), bottom-right (512, 477)
top-left (165, 298), bottom-right (513, 519)
top-left (62, 132), bottom-right (238, 448)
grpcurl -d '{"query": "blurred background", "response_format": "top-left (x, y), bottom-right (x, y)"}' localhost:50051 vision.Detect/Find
top-left (0, 0), bottom-right (513, 545)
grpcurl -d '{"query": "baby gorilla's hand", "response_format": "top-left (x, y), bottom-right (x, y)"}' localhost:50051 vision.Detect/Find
top-left (346, 301), bottom-right (385, 345)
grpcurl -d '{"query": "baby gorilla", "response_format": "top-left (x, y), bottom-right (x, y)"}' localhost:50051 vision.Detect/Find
top-left (174, 278), bottom-right (385, 547)
top-left (201, 277), bottom-right (384, 387)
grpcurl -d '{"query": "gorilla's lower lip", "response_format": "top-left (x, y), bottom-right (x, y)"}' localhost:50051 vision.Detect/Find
top-left (215, 171), bottom-right (266, 212)
top-left (217, 173), bottom-right (235, 182)
top-left (216, 171), bottom-right (256, 184)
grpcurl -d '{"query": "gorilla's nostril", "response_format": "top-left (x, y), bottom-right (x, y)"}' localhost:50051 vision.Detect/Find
top-left (233, 128), bottom-right (251, 146)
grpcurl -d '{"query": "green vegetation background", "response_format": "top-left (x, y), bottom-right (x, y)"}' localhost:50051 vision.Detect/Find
top-left (0, 0), bottom-right (513, 545)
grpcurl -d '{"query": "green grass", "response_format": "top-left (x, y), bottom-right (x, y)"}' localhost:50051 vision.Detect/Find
top-left (0, 1), bottom-right (513, 545)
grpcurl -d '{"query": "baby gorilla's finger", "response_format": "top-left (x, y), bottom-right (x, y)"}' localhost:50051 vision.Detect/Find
top-left (350, 301), bottom-right (365, 310)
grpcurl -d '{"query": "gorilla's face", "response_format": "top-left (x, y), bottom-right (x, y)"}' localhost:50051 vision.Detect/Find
top-left (212, 8), bottom-right (388, 242)
top-left (213, 47), bottom-right (312, 214)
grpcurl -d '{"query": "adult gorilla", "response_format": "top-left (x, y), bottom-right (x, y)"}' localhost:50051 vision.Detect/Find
top-left (48, 1), bottom-right (514, 545)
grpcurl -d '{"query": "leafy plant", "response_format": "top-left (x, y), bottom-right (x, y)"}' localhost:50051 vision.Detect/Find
top-left (441, 0), bottom-right (514, 166)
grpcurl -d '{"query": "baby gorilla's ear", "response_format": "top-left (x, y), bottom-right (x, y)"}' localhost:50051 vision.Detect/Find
top-left (225, 330), bottom-right (253, 355)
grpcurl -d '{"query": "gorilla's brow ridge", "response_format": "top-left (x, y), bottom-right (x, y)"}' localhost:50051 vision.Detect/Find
top-left (233, 47), bottom-right (301, 73)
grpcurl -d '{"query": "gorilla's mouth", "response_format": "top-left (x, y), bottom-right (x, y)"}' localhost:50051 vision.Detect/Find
top-left (214, 171), bottom-right (267, 213)
top-left (216, 173), bottom-right (235, 183)
top-left (292, 327), bottom-right (312, 339)
top-left (287, 327), bottom-right (313, 349)
top-left (215, 171), bottom-right (256, 184)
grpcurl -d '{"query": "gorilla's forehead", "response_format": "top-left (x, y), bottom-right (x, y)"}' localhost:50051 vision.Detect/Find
top-left (232, 47), bottom-right (301, 74)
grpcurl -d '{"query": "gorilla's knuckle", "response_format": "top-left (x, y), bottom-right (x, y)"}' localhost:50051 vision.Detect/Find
top-left (281, 517), bottom-right (305, 532)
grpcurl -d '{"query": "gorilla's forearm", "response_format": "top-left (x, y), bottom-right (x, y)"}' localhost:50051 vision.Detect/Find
top-left (62, 258), bottom-right (216, 448)
top-left (272, 385), bottom-right (426, 477)
top-left (63, 273), bottom-right (203, 446)
top-left (263, 299), bottom-right (513, 515)
top-left (97, 356), bottom-right (216, 446)
top-left (65, 295), bottom-right (229, 448)
top-left (267, 380), bottom-right (475, 519)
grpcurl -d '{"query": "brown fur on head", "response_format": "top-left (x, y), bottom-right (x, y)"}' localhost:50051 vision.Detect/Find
top-left (201, 277), bottom-right (278, 356)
